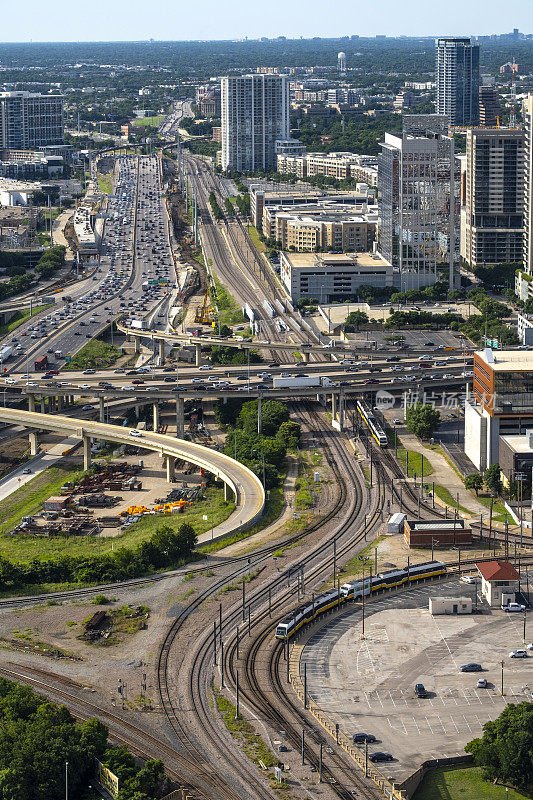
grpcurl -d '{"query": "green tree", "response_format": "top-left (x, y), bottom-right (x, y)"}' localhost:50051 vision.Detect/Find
top-left (484, 463), bottom-right (502, 496)
top-left (466, 701), bottom-right (533, 790)
top-left (464, 473), bottom-right (484, 496)
top-left (343, 311), bottom-right (369, 331)
top-left (405, 403), bottom-right (440, 440)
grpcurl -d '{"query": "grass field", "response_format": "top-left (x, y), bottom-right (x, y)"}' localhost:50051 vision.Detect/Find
top-left (211, 273), bottom-right (245, 325)
top-left (397, 449), bottom-right (434, 478)
top-left (247, 224), bottom-right (266, 253)
top-left (0, 484), bottom-right (233, 563)
top-left (0, 305), bottom-right (52, 337)
top-left (477, 496), bottom-right (516, 524)
top-left (63, 340), bottom-right (121, 371)
top-left (97, 172), bottom-right (113, 194)
top-left (434, 484), bottom-right (471, 515)
top-left (132, 115), bottom-right (165, 128)
top-left (414, 766), bottom-right (530, 800)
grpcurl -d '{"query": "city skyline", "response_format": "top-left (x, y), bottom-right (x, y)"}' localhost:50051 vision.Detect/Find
top-left (0, 0), bottom-right (532, 44)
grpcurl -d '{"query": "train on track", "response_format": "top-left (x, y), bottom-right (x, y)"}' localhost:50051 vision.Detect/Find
top-left (356, 400), bottom-right (388, 447)
top-left (275, 560), bottom-right (446, 640)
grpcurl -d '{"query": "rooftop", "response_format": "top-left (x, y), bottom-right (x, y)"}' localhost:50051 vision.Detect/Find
top-left (476, 560), bottom-right (520, 582)
top-left (281, 251), bottom-right (391, 270)
top-left (407, 519), bottom-right (469, 531)
top-left (476, 348), bottom-right (533, 372)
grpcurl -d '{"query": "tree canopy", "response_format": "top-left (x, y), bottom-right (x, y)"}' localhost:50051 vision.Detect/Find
top-left (466, 702), bottom-right (533, 790)
top-left (405, 403), bottom-right (440, 440)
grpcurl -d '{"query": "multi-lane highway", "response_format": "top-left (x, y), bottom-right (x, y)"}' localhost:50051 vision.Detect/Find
top-left (6, 155), bottom-right (174, 375)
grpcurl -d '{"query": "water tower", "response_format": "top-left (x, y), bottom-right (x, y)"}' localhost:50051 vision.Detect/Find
top-left (338, 51), bottom-right (346, 72)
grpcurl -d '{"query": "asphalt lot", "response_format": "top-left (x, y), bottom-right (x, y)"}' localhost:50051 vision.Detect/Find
top-left (302, 577), bottom-right (533, 781)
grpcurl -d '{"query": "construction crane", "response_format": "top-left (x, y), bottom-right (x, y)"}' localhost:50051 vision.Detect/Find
top-left (194, 290), bottom-right (214, 325)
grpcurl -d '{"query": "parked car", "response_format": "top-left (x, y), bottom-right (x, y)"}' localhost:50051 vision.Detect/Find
top-left (415, 683), bottom-right (428, 698)
top-left (353, 733), bottom-right (377, 744)
top-left (477, 678), bottom-right (488, 688)
top-left (460, 663), bottom-right (482, 672)
top-left (509, 650), bottom-right (528, 658)
top-left (368, 753), bottom-right (393, 763)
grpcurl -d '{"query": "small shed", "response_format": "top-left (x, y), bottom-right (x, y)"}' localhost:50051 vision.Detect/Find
top-left (429, 597), bottom-right (472, 615)
top-left (43, 496), bottom-right (70, 512)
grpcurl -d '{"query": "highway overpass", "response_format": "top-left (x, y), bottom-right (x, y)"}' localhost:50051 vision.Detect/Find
top-left (0, 407), bottom-right (265, 536)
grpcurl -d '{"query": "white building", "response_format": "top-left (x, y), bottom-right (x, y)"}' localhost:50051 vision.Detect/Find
top-left (221, 74), bottom-right (290, 173)
top-left (0, 91), bottom-right (64, 149)
top-left (280, 251), bottom-right (393, 302)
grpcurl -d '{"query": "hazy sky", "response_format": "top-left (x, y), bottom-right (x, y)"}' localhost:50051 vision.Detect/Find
top-left (1, 0), bottom-right (531, 43)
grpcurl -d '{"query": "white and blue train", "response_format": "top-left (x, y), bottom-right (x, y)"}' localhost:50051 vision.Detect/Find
top-left (275, 560), bottom-right (446, 640)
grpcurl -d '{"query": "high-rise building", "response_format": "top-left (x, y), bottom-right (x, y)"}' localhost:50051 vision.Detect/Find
top-left (221, 74), bottom-right (289, 173)
top-left (436, 37), bottom-right (480, 124)
top-left (378, 115), bottom-right (458, 291)
top-left (0, 91), bottom-right (64, 150)
top-left (524, 96), bottom-right (533, 280)
top-left (479, 86), bottom-right (502, 126)
top-left (461, 127), bottom-right (524, 268)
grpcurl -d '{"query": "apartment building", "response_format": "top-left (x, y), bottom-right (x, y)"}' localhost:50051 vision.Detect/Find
top-left (0, 91), bottom-right (64, 150)
top-left (250, 185), bottom-right (374, 229)
top-left (479, 86), bottom-right (502, 126)
top-left (460, 127), bottom-right (524, 268)
top-left (273, 210), bottom-right (377, 252)
top-left (436, 37), bottom-right (480, 124)
top-left (516, 95), bottom-right (533, 300)
top-left (221, 74), bottom-right (289, 172)
top-left (276, 151), bottom-right (379, 187)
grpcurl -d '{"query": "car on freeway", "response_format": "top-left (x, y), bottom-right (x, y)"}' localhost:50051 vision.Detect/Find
top-left (78, 384), bottom-right (91, 390)
top-left (114, 368), bottom-right (126, 374)
top-left (352, 733), bottom-right (377, 744)
top-left (477, 678), bottom-right (488, 688)
top-left (199, 364), bottom-right (211, 371)
top-left (4, 377), bottom-right (17, 384)
top-left (504, 602), bottom-right (526, 612)
top-left (368, 753), bottom-right (393, 763)
top-left (510, 649), bottom-right (528, 658)
top-left (82, 404), bottom-right (95, 411)
top-left (83, 369), bottom-right (96, 375)
top-left (415, 683), bottom-right (428, 698)
top-left (460, 663), bottom-right (482, 672)
top-left (26, 381), bottom-right (38, 387)
top-left (164, 377), bottom-right (174, 383)
top-left (22, 468), bottom-right (32, 475)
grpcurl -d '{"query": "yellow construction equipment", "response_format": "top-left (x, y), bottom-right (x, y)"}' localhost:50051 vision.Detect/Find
top-left (194, 291), bottom-right (214, 325)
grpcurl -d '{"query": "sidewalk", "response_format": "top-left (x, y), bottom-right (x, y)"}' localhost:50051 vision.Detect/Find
top-left (398, 430), bottom-right (490, 517)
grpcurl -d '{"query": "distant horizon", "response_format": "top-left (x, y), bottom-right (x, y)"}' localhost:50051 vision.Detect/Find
top-left (0, 32), bottom-right (532, 45)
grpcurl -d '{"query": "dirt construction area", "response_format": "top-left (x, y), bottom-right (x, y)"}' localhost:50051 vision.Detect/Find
top-left (302, 574), bottom-right (533, 783)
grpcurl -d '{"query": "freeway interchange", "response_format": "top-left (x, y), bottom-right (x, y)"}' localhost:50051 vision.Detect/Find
top-left (0, 142), bottom-right (492, 800)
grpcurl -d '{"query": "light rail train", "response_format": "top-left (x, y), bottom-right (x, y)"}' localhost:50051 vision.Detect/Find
top-left (356, 399), bottom-right (388, 447)
top-left (275, 560), bottom-right (446, 640)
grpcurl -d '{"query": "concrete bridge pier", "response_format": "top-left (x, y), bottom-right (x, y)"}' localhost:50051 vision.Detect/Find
top-left (176, 397), bottom-right (184, 438)
top-left (224, 482), bottom-right (234, 502)
top-left (40, 398), bottom-right (46, 414)
top-left (158, 339), bottom-right (165, 365)
top-left (195, 343), bottom-right (202, 367)
top-left (57, 395), bottom-right (64, 413)
top-left (99, 397), bottom-right (105, 423)
top-left (29, 431), bottom-right (38, 456)
top-left (28, 395), bottom-right (35, 413)
top-left (331, 391), bottom-right (337, 421)
top-left (302, 350), bottom-right (310, 363)
top-left (153, 402), bottom-right (159, 432)
top-left (83, 435), bottom-right (92, 471)
top-left (133, 336), bottom-right (140, 354)
top-left (338, 390), bottom-right (345, 430)
top-left (166, 454), bottom-right (175, 482)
